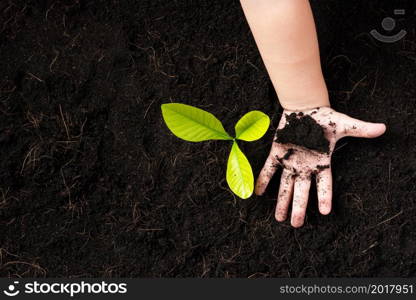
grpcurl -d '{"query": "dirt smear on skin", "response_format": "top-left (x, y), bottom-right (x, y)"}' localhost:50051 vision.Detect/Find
top-left (275, 113), bottom-right (330, 153)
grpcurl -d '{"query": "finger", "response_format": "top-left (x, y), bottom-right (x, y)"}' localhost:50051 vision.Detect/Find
top-left (291, 175), bottom-right (311, 228)
top-left (316, 168), bottom-right (332, 215)
top-left (339, 114), bottom-right (386, 139)
top-left (275, 169), bottom-right (295, 222)
top-left (255, 153), bottom-right (279, 195)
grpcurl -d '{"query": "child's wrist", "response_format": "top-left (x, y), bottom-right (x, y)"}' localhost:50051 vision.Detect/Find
top-left (281, 102), bottom-right (331, 112)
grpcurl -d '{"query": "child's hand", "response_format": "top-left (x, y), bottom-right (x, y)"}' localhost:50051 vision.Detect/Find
top-left (256, 107), bottom-right (386, 227)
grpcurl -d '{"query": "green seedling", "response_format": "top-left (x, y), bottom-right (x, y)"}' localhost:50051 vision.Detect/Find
top-left (161, 103), bottom-right (270, 199)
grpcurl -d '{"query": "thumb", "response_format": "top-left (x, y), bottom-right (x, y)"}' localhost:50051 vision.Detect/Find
top-left (338, 114), bottom-right (386, 139)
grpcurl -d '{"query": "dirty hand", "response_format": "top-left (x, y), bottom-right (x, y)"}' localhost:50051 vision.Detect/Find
top-left (256, 107), bottom-right (386, 227)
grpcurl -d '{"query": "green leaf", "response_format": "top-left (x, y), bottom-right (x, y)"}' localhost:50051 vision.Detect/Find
top-left (161, 103), bottom-right (232, 142)
top-left (226, 141), bottom-right (254, 199)
top-left (235, 110), bottom-right (270, 141)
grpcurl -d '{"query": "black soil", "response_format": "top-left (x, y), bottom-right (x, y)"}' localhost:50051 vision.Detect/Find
top-left (317, 164), bottom-right (330, 170)
top-left (282, 148), bottom-right (295, 160)
top-left (1, 0), bottom-right (416, 277)
top-left (275, 113), bottom-right (330, 153)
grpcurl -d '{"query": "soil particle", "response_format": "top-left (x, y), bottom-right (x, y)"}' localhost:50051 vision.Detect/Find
top-left (275, 113), bottom-right (330, 153)
top-left (275, 149), bottom-right (296, 167)
top-left (317, 164), bottom-right (330, 170)
top-left (282, 148), bottom-right (295, 160)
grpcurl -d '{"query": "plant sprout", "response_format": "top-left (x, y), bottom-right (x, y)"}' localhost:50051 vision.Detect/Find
top-left (161, 103), bottom-right (270, 199)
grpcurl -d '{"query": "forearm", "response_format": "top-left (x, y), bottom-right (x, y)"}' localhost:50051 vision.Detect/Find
top-left (240, 0), bottom-right (330, 110)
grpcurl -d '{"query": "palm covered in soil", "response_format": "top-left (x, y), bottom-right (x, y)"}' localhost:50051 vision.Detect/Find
top-left (255, 107), bottom-right (386, 227)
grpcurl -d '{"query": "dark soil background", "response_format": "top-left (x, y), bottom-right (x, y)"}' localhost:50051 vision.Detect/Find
top-left (1, 0), bottom-right (416, 277)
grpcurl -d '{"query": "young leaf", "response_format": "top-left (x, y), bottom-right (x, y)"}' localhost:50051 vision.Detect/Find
top-left (161, 103), bottom-right (232, 142)
top-left (235, 110), bottom-right (270, 141)
top-left (226, 141), bottom-right (254, 199)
